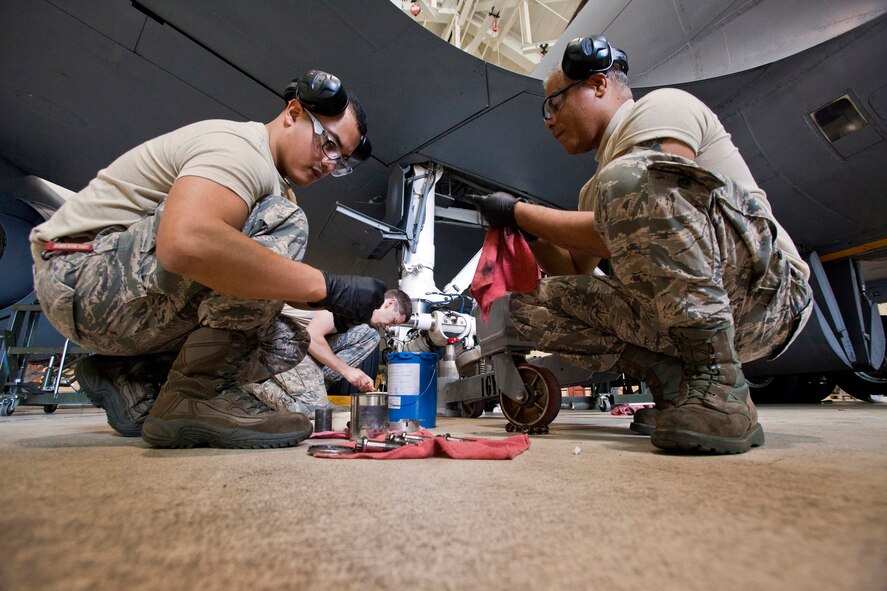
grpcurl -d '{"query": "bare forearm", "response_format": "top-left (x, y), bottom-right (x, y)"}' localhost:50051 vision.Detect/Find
top-left (515, 202), bottom-right (610, 258)
top-left (529, 240), bottom-right (602, 276)
top-left (308, 334), bottom-right (373, 390)
top-left (159, 221), bottom-right (326, 303)
top-left (157, 176), bottom-right (329, 304)
top-left (529, 240), bottom-right (579, 275)
top-left (308, 336), bottom-right (353, 378)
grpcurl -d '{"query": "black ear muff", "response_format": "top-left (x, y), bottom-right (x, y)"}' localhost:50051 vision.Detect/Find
top-left (349, 135), bottom-right (372, 164)
top-left (285, 69), bottom-right (348, 117)
top-left (562, 35), bottom-right (629, 80)
top-left (611, 47), bottom-right (629, 74)
top-left (283, 69), bottom-right (372, 167)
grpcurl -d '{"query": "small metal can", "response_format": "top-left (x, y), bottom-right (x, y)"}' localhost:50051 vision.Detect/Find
top-left (314, 407), bottom-right (333, 432)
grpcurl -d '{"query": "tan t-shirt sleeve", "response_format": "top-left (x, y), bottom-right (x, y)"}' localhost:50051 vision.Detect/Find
top-left (609, 88), bottom-right (710, 157)
top-left (172, 128), bottom-right (276, 209)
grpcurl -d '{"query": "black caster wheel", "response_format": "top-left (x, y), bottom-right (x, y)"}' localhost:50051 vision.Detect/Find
top-left (460, 400), bottom-right (485, 418)
top-left (0, 399), bottom-right (15, 417)
top-left (44, 404), bottom-right (59, 414)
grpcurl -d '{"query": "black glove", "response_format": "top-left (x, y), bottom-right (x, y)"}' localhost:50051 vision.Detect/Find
top-left (309, 272), bottom-right (386, 324)
top-left (473, 191), bottom-right (537, 241)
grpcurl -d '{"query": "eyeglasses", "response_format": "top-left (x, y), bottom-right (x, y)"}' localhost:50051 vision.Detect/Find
top-left (305, 110), bottom-right (353, 177)
top-left (542, 78), bottom-right (584, 121)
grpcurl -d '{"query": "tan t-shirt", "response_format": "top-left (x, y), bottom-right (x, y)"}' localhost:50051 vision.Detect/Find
top-left (30, 119), bottom-right (294, 262)
top-left (579, 88), bottom-right (810, 280)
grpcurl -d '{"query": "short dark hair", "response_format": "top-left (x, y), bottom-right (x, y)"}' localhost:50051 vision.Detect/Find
top-left (347, 90), bottom-right (368, 137)
top-left (605, 66), bottom-right (632, 99)
top-left (385, 289), bottom-right (412, 319)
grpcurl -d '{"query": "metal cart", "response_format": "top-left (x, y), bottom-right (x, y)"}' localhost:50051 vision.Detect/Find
top-left (1, 303), bottom-right (92, 416)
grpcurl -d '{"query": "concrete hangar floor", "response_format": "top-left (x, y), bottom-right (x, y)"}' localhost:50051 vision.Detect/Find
top-left (0, 400), bottom-right (885, 591)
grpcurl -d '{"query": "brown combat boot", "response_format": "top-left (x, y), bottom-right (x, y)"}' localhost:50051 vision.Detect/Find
top-left (76, 354), bottom-right (174, 437)
top-left (141, 327), bottom-right (312, 449)
top-left (614, 345), bottom-right (682, 435)
top-left (651, 324), bottom-right (764, 454)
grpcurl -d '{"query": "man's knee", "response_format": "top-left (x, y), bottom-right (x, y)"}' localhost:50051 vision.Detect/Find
top-left (243, 195), bottom-right (309, 261)
top-left (346, 324), bottom-right (381, 348)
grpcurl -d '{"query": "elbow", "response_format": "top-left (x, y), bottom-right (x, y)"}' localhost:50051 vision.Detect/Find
top-left (156, 234), bottom-right (204, 277)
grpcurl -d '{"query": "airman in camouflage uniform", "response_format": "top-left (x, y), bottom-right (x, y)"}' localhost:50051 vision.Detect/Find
top-left (510, 152), bottom-right (810, 371)
top-left (473, 36), bottom-right (811, 454)
top-left (247, 290), bottom-right (411, 415)
top-left (248, 323), bottom-right (379, 415)
top-left (35, 198), bottom-right (310, 368)
top-left (30, 71), bottom-right (387, 449)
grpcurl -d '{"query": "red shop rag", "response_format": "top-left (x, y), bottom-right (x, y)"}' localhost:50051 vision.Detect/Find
top-left (310, 429), bottom-right (530, 460)
top-left (610, 403), bottom-right (655, 416)
top-left (310, 430), bottom-right (349, 439)
top-left (471, 227), bottom-right (540, 321)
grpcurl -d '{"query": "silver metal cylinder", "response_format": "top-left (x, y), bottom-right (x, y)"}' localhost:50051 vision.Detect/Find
top-left (349, 392), bottom-right (389, 440)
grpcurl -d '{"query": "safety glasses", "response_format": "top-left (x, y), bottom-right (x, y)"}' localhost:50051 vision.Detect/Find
top-left (542, 77), bottom-right (584, 121)
top-left (306, 110), bottom-right (353, 177)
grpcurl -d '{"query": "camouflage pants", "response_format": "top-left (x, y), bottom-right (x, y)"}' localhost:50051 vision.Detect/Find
top-left (247, 324), bottom-right (380, 414)
top-left (511, 152), bottom-right (811, 372)
top-left (33, 196), bottom-right (311, 380)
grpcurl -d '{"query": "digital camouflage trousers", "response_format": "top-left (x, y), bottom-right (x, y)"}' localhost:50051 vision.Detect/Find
top-left (511, 152), bottom-right (811, 372)
top-left (33, 196), bottom-right (311, 382)
top-left (247, 324), bottom-right (380, 414)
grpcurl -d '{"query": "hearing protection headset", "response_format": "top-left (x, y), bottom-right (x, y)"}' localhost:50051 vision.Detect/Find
top-left (284, 69), bottom-right (372, 164)
top-left (561, 35), bottom-right (629, 80)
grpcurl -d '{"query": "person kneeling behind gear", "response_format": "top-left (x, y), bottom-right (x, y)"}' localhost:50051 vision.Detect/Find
top-left (247, 289), bottom-right (412, 415)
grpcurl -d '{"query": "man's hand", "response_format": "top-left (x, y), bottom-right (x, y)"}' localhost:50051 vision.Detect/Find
top-left (309, 272), bottom-right (386, 324)
top-left (342, 367), bottom-right (375, 392)
top-left (474, 191), bottom-right (520, 229)
top-left (473, 191), bottom-right (537, 241)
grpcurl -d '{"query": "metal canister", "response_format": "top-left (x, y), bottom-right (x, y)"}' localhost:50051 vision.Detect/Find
top-left (350, 392), bottom-right (389, 440)
top-left (314, 408), bottom-right (333, 432)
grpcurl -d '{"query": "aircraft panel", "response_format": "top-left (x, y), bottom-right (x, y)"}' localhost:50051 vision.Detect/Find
top-left (0, 1), bottom-right (265, 190)
top-left (486, 62), bottom-right (543, 107)
top-left (757, 176), bottom-right (857, 253)
top-left (674, 15), bottom-right (887, 261)
top-left (135, 18), bottom-right (281, 121)
top-left (135, 0), bottom-right (493, 164)
top-left (417, 92), bottom-right (598, 208)
top-left (47, 0), bottom-right (146, 50)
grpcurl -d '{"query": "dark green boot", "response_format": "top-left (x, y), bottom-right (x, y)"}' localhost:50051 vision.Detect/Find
top-left (76, 354), bottom-right (173, 437)
top-left (142, 327), bottom-right (312, 449)
top-left (614, 345), bottom-right (682, 435)
top-left (651, 324), bottom-right (764, 454)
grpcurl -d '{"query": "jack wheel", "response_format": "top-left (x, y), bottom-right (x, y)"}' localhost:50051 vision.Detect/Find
top-left (44, 404), bottom-right (59, 414)
top-left (460, 400), bottom-right (485, 418)
top-left (0, 399), bottom-right (15, 417)
top-left (499, 364), bottom-right (561, 430)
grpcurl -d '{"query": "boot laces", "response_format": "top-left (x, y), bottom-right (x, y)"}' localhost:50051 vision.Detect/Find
top-left (115, 359), bottom-right (161, 403)
top-left (128, 356), bottom-right (173, 401)
top-left (230, 388), bottom-right (272, 414)
top-left (683, 346), bottom-right (721, 401)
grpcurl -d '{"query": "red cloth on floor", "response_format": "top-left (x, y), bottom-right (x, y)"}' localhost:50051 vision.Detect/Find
top-left (471, 228), bottom-right (540, 321)
top-left (610, 403), bottom-right (655, 416)
top-left (310, 430), bottom-right (349, 439)
top-left (310, 429), bottom-right (530, 460)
